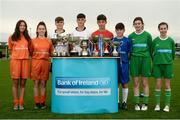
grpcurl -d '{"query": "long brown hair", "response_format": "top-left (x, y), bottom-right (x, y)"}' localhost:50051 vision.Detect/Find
top-left (11, 20), bottom-right (31, 41)
top-left (36, 21), bottom-right (47, 37)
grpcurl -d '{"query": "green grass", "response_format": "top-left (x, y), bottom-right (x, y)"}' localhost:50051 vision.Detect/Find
top-left (0, 58), bottom-right (180, 119)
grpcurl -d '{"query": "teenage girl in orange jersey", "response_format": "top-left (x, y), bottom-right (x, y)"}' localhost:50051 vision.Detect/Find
top-left (8, 20), bottom-right (31, 110)
top-left (30, 21), bottom-right (54, 109)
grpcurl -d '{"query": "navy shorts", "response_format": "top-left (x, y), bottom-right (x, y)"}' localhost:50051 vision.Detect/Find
top-left (118, 61), bottom-right (130, 85)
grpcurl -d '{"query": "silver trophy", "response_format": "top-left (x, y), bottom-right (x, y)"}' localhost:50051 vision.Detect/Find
top-left (80, 37), bottom-right (89, 56)
top-left (51, 34), bottom-right (60, 56)
top-left (92, 36), bottom-right (99, 57)
top-left (51, 34), bottom-right (69, 57)
top-left (111, 41), bottom-right (120, 57)
top-left (67, 34), bottom-right (80, 56)
top-left (52, 49), bottom-right (58, 56)
top-left (60, 36), bottom-right (69, 56)
top-left (103, 37), bottom-right (111, 56)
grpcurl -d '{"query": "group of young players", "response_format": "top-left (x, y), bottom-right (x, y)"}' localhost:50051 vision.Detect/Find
top-left (8, 13), bottom-right (175, 112)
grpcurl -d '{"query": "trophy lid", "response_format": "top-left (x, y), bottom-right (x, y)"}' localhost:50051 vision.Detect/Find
top-left (112, 41), bottom-right (120, 46)
top-left (68, 35), bottom-right (80, 44)
top-left (92, 36), bottom-right (99, 43)
top-left (103, 37), bottom-right (111, 43)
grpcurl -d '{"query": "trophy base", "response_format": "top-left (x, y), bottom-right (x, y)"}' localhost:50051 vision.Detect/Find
top-left (104, 53), bottom-right (110, 57)
top-left (52, 52), bottom-right (58, 57)
top-left (92, 51), bottom-right (99, 57)
top-left (112, 53), bottom-right (119, 57)
top-left (81, 51), bottom-right (89, 57)
top-left (70, 52), bottom-right (79, 57)
top-left (81, 54), bottom-right (89, 57)
top-left (61, 53), bottom-right (67, 57)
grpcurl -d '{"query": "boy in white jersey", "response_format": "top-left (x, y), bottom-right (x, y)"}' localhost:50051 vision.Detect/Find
top-left (50, 17), bottom-right (67, 72)
top-left (52, 16), bottom-right (66, 38)
top-left (71, 13), bottom-right (91, 56)
top-left (51, 16), bottom-right (69, 56)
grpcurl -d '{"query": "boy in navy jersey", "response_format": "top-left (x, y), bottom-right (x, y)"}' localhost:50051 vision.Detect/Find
top-left (113, 23), bottom-right (132, 110)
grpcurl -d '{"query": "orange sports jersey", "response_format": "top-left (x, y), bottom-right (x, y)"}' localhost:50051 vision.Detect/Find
top-left (8, 35), bottom-right (29, 59)
top-left (91, 30), bottom-right (114, 39)
top-left (31, 37), bottom-right (54, 59)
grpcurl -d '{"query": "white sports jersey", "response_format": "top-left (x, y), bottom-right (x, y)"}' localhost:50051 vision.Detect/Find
top-left (51, 29), bottom-right (67, 39)
top-left (71, 27), bottom-right (91, 39)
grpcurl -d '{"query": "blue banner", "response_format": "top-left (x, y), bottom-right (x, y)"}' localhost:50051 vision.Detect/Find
top-left (51, 58), bottom-right (118, 114)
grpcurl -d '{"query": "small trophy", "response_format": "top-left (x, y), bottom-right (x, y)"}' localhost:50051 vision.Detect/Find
top-left (53, 49), bottom-right (58, 56)
top-left (60, 36), bottom-right (69, 57)
top-left (111, 41), bottom-right (120, 57)
top-left (67, 34), bottom-right (80, 56)
top-left (53, 35), bottom-right (69, 57)
top-left (51, 34), bottom-right (61, 57)
top-left (51, 33), bottom-right (59, 46)
top-left (80, 38), bottom-right (89, 56)
top-left (92, 36), bottom-right (99, 57)
top-left (103, 37), bottom-right (111, 56)
top-left (98, 36), bottom-right (103, 57)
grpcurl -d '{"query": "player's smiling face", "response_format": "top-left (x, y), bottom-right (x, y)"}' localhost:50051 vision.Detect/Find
top-left (133, 20), bottom-right (143, 32)
top-left (37, 25), bottom-right (46, 37)
top-left (159, 24), bottom-right (168, 37)
top-left (19, 22), bottom-right (26, 33)
top-left (55, 21), bottom-right (64, 29)
top-left (97, 20), bottom-right (107, 30)
top-left (116, 29), bottom-right (124, 37)
top-left (77, 18), bottom-right (86, 27)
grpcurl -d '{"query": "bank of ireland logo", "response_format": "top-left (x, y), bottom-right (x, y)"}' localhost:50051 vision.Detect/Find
top-left (99, 79), bottom-right (109, 86)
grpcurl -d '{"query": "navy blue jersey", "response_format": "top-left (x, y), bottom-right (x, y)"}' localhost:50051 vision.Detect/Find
top-left (113, 37), bottom-right (132, 63)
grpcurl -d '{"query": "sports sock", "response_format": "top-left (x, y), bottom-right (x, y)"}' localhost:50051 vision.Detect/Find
top-left (165, 89), bottom-right (171, 106)
top-left (122, 88), bottom-right (128, 103)
top-left (134, 96), bottom-right (139, 104)
top-left (155, 89), bottom-right (161, 105)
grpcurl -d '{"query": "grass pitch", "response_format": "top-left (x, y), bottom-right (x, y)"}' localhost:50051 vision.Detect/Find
top-left (0, 58), bottom-right (180, 119)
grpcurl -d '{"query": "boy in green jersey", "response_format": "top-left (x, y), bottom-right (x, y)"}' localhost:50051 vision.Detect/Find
top-left (152, 22), bottom-right (175, 112)
top-left (128, 17), bottom-right (152, 111)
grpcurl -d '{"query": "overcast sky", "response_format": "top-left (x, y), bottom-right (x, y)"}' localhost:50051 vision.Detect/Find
top-left (0, 0), bottom-right (180, 42)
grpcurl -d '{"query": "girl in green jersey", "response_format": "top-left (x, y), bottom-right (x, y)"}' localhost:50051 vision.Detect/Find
top-left (129, 17), bottom-right (152, 111)
top-left (152, 22), bottom-right (175, 112)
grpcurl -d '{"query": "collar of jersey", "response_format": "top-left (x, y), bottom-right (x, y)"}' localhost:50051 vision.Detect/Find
top-left (75, 27), bottom-right (86, 31)
top-left (159, 36), bottom-right (169, 40)
top-left (135, 30), bottom-right (144, 35)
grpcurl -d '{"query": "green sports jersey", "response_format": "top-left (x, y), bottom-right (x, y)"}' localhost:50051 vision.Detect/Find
top-left (151, 36), bottom-right (175, 64)
top-left (128, 31), bottom-right (152, 57)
